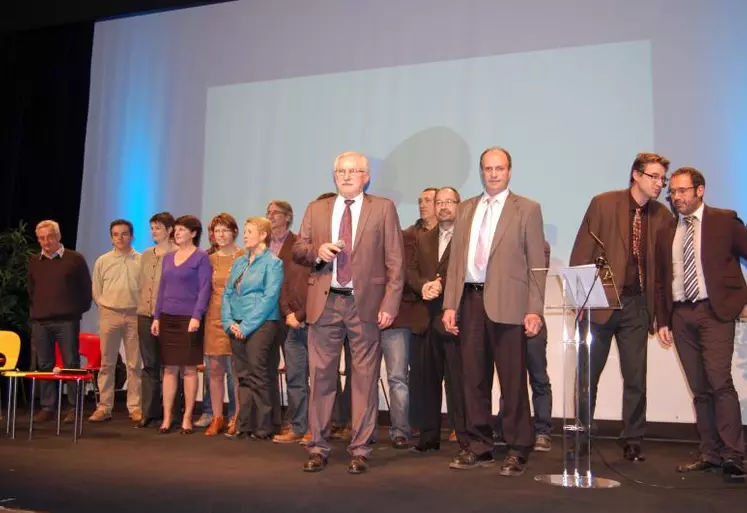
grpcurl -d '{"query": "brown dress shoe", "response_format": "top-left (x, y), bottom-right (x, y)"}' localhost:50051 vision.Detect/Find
top-left (205, 416), bottom-right (226, 436)
top-left (226, 414), bottom-right (238, 436)
top-left (273, 431), bottom-right (303, 444)
top-left (33, 410), bottom-right (55, 423)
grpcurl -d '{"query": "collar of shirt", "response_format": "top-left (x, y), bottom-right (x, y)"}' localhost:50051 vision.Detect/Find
top-left (481, 188), bottom-right (510, 205)
top-left (335, 191), bottom-right (365, 208)
top-left (628, 191), bottom-right (650, 213)
top-left (271, 230), bottom-right (290, 245)
top-left (111, 248), bottom-right (137, 259)
top-left (41, 244), bottom-right (65, 260)
top-left (439, 225), bottom-right (454, 238)
top-left (679, 202), bottom-right (705, 225)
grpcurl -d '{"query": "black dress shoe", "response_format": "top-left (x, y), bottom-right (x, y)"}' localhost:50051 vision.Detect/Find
top-left (499, 455), bottom-right (527, 477)
top-left (410, 441), bottom-right (440, 453)
top-left (251, 433), bottom-right (272, 441)
top-left (135, 418), bottom-right (157, 429)
top-left (303, 454), bottom-right (327, 473)
top-left (448, 450), bottom-right (495, 470)
top-left (676, 458), bottom-right (720, 473)
top-left (623, 444), bottom-right (646, 462)
top-left (722, 458), bottom-right (745, 483)
top-left (348, 456), bottom-right (369, 474)
top-left (392, 436), bottom-right (408, 450)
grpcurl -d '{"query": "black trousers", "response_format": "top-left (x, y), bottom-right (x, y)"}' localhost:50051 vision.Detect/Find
top-left (231, 321), bottom-right (280, 436)
top-left (137, 315), bottom-right (182, 420)
top-left (416, 326), bottom-right (469, 447)
top-left (460, 287), bottom-right (533, 458)
top-left (672, 301), bottom-right (743, 462)
top-left (582, 294), bottom-right (649, 443)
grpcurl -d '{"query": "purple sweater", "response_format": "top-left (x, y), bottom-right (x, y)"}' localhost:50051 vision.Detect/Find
top-left (154, 249), bottom-right (212, 320)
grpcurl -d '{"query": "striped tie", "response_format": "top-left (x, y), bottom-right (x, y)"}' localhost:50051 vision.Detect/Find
top-left (682, 215), bottom-right (699, 301)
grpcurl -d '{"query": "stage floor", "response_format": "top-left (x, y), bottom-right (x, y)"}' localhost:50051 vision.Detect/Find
top-left (0, 412), bottom-right (744, 513)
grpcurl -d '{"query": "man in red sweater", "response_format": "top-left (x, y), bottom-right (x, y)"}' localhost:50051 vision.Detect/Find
top-left (27, 220), bottom-right (92, 423)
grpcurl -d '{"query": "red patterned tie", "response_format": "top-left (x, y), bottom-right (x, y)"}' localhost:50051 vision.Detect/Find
top-left (632, 207), bottom-right (643, 291)
top-left (337, 199), bottom-right (354, 286)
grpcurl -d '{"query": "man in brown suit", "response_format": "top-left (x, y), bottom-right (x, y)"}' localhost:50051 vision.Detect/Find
top-left (443, 147), bottom-right (547, 477)
top-left (654, 167), bottom-right (746, 481)
top-left (293, 151), bottom-right (405, 474)
top-left (408, 186), bottom-right (469, 453)
top-left (570, 152), bottom-right (674, 461)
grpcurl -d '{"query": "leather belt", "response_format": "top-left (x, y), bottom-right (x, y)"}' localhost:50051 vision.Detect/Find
top-left (329, 287), bottom-right (354, 296)
top-left (464, 283), bottom-right (485, 291)
top-left (674, 298), bottom-right (708, 307)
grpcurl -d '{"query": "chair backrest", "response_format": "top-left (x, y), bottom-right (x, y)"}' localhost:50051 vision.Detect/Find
top-left (79, 332), bottom-right (102, 370)
top-left (54, 332), bottom-right (102, 370)
top-left (0, 330), bottom-right (22, 370)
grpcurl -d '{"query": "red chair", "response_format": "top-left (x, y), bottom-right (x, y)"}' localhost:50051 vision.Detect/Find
top-left (55, 332), bottom-right (102, 401)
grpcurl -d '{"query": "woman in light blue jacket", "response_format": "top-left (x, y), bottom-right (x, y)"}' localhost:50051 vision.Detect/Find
top-left (221, 216), bottom-right (283, 439)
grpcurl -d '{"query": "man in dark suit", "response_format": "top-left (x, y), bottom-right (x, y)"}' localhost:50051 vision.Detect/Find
top-left (293, 151), bottom-right (405, 474)
top-left (570, 152), bottom-right (674, 461)
top-left (267, 200), bottom-right (314, 444)
top-left (407, 186), bottom-right (467, 453)
top-left (654, 167), bottom-right (746, 481)
top-left (443, 147), bottom-right (547, 477)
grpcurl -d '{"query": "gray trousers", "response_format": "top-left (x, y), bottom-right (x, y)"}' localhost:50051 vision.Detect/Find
top-left (307, 293), bottom-right (381, 459)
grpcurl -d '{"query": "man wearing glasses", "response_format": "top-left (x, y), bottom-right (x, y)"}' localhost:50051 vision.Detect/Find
top-left (654, 167), bottom-right (746, 482)
top-left (569, 152), bottom-right (674, 461)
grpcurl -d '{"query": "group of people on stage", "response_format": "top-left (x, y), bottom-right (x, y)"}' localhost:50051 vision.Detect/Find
top-left (25, 147), bottom-right (745, 480)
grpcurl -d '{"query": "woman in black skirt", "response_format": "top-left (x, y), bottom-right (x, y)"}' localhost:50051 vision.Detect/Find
top-left (152, 215), bottom-right (212, 433)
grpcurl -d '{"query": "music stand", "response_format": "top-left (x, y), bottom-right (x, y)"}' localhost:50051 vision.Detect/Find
top-left (532, 263), bottom-right (622, 488)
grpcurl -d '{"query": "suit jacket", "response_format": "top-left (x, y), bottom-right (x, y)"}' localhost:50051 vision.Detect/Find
top-left (443, 191), bottom-right (547, 325)
top-left (389, 224), bottom-right (424, 331)
top-left (569, 189), bottom-right (674, 331)
top-left (278, 232), bottom-right (311, 323)
top-left (654, 205), bottom-right (747, 326)
top-left (292, 194), bottom-right (405, 324)
top-left (407, 225), bottom-right (451, 334)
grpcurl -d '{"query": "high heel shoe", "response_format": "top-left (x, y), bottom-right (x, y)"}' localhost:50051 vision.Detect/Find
top-left (158, 424), bottom-right (173, 435)
top-left (179, 426), bottom-right (194, 435)
top-left (205, 416), bottom-right (226, 436)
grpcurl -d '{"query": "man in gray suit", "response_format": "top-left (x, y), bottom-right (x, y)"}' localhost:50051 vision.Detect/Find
top-left (293, 151), bottom-right (405, 474)
top-left (443, 146), bottom-right (547, 477)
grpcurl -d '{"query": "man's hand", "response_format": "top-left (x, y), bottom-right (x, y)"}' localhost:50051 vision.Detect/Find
top-left (422, 277), bottom-right (443, 301)
top-left (229, 323), bottom-right (243, 339)
top-left (523, 314), bottom-right (542, 337)
top-left (658, 326), bottom-right (674, 347)
top-left (318, 242), bottom-right (342, 263)
top-left (377, 311), bottom-right (394, 329)
top-left (442, 309), bottom-right (459, 335)
top-left (150, 319), bottom-right (160, 336)
top-left (286, 312), bottom-right (301, 329)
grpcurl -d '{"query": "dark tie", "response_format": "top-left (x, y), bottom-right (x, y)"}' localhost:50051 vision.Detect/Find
top-left (632, 207), bottom-right (643, 291)
top-left (337, 199), bottom-right (354, 286)
top-left (683, 215), bottom-right (699, 301)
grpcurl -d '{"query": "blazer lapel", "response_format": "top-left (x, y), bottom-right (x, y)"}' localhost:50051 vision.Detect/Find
top-left (489, 193), bottom-right (517, 256)
top-left (278, 232), bottom-right (295, 261)
top-left (322, 197), bottom-right (334, 244)
top-left (616, 191), bottom-right (630, 256)
top-left (352, 195), bottom-right (372, 255)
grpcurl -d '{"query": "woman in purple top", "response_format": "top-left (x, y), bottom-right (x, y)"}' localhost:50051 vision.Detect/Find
top-left (151, 215), bottom-right (212, 434)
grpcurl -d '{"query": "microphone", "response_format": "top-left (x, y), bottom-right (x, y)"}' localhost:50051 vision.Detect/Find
top-left (588, 228), bottom-right (609, 269)
top-left (313, 240), bottom-right (346, 271)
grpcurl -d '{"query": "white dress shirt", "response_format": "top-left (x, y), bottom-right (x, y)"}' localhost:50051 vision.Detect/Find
top-left (672, 202), bottom-right (708, 301)
top-left (331, 192), bottom-right (364, 288)
top-left (466, 188), bottom-right (510, 283)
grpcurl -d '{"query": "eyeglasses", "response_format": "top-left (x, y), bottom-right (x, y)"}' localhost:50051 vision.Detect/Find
top-left (435, 200), bottom-right (458, 207)
top-left (265, 210), bottom-right (286, 217)
top-left (668, 186), bottom-right (695, 197)
top-left (482, 166), bottom-right (507, 174)
top-left (639, 170), bottom-right (668, 185)
top-left (334, 168), bottom-right (367, 177)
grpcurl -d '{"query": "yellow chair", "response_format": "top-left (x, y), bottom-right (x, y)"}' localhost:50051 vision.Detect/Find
top-left (1, 330), bottom-right (22, 434)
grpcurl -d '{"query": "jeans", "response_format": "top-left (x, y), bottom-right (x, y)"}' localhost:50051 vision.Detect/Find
top-left (380, 328), bottom-right (411, 440)
top-left (284, 326), bottom-right (309, 435)
top-left (201, 354), bottom-right (237, 418)
top-left (31, 320), bottom-right (80, 411)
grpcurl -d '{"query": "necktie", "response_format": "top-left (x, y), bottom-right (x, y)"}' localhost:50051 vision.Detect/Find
top-left (438, 229), bottom-right (452, 261)
top-left (682, 215), bottom-right (699, 301)
top-left (337, 199), bottom-right (354, 286)
top-left (474, 198), bottom-right (495, 272)
top-left (632, 207), bottom-right (643, 291)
